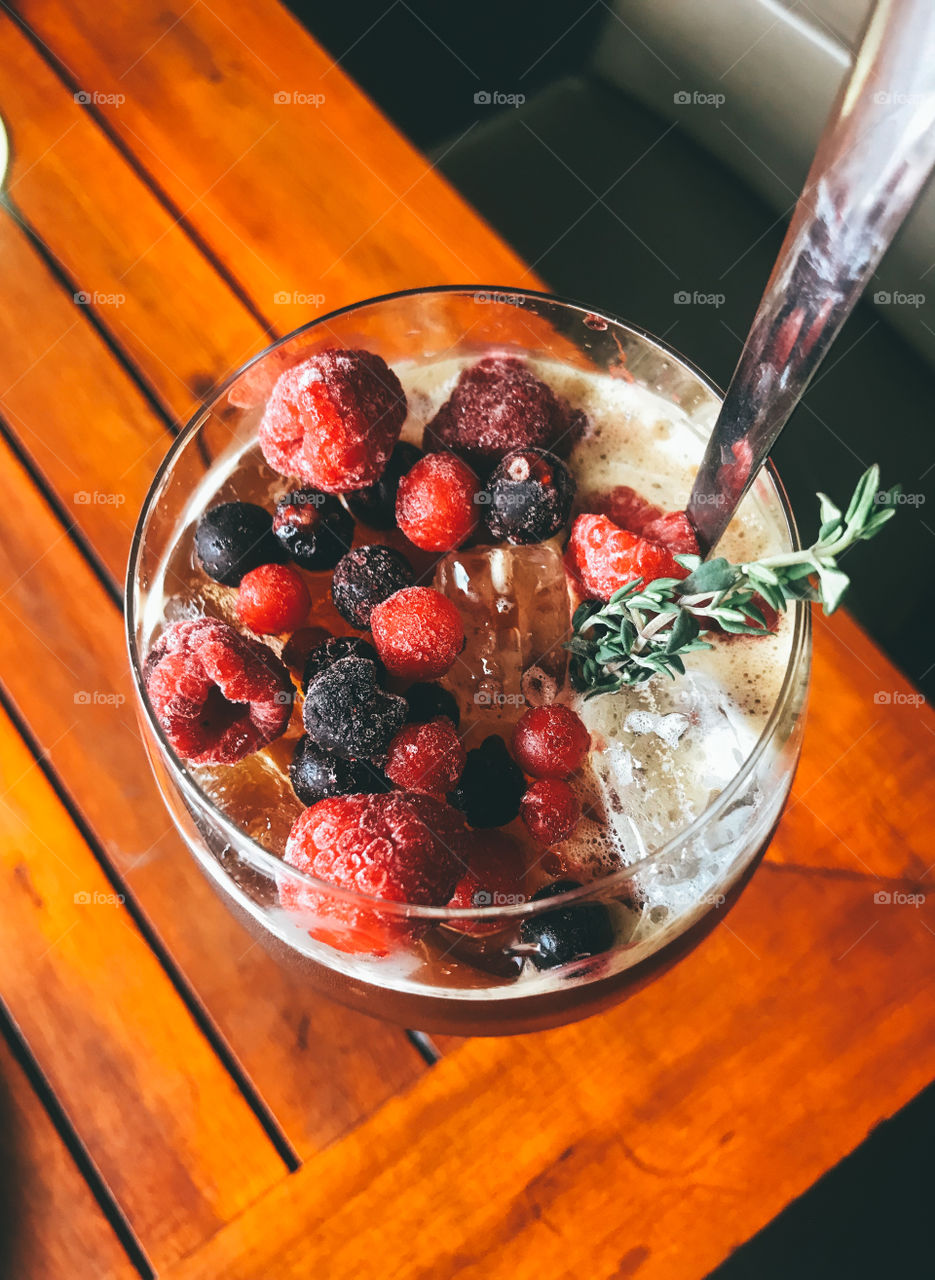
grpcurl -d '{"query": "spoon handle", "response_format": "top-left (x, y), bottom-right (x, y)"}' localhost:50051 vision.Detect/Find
top-left (687, 0), bottom-right (935, 555)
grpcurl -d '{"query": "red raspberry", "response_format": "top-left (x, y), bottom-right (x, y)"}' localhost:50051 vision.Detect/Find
top-left (511, 705), bottom-right (590, 779)
top-left (384, 719), bottom-right (466, 795)
top-left (566, 513), bottom-right (688, 601)
top-left (144, 618), bottom-right (293, 765)
top-left (447, 829), bottom-right (527, 934)
top-left (641, 510), bottom-right (699, 556)
top-left (581, 485), bottom-right (699, 557)
top-left (395, 452), bottom-right (480, 551)
top-left (280, 791), bottom-right (466, 954)
top-left (425, 355), bottom-right (585, 471)
top-left (370, 587), bottom-right (464, 680)
top-left (258, 348), bottom-right (406, 491)
top-left (237, 563), bottom-right (310, 635)
top-left (520, 778), bottom-right (581, 845)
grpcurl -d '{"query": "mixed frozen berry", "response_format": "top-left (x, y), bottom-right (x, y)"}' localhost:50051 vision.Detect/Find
top-left (520, 779), bottom-right (581, 845)
top-left (281, 791), bottom-right (467, 954)
top-left (331, 544), bottom-right (415, 629)
top-left (145, 618), bottom-right (293, 765)
top-left (511, 705), bottom-right (590, 780)
top-left (395, 451), bottom-right (480, 551)
top-left (272, 489), bottom-right (354, 570)
top-left (195, 501), bottom-right (284, 585)
top-left (236, 563), bottom-right (310, 635)
top-left (302, 634), bottom-right (383, 691)
top-left (289, 734), bottom-right (389, 806)
top-left (566, 512), bottom-right (688, 601)
top-left (302, 655), bottom-right (406, 760)
top-left (425, 355), bottom-right (585, 471)
top-left (518, 880), bottom-right (615, 970)
top-left (346, 441), bottom-right (422, 529)
top-left (259, 348), bottom-right (406, 491)
top-left (485, 448), bottom-right (575, 544)
top-left (384, 718), bottom-right (466, 796)
top-left (370, 587), bottom-right (464, 680)
top-left (449, 734), bottom-right (526, 829)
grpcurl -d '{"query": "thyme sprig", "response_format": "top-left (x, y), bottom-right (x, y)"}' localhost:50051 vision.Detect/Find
top-left (567, 465), bottom-right (899, 697)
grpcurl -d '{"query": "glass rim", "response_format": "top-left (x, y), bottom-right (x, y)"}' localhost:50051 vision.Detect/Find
top-left (124, 284), bottom-right (811, 923)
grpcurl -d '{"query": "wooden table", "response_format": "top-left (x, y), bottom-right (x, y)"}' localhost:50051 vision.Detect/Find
top-left (0, 3), bottom-right (933, 1276)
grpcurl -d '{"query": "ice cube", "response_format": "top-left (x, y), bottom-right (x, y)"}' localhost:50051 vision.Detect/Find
top-left (434, 541), bottom-right (571, 724)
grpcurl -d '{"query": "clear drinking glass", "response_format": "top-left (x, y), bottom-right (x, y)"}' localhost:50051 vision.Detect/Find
top-left (125, 287), bottom-right (810, 1036)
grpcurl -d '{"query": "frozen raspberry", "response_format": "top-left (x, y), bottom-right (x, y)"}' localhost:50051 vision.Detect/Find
top-left (447, 829), bottom-right (526, 935)
top-left (370, 587), bottom-right (464, 680)
top-left (194, 502), bottom-right (285, 586)
top-left (302, 634), bottom-right (382, 692)
top-left (511, 705), bottom-right (590, 780)
top-left (258, 348), bottom-right (406, 491)
top-left (405, 681), bottom-right (460, 728)
top-left (236, 563), bottom-right (310, 635)
top-left (385, 719), bottom-right (466, 796)
top-left (581, 485), bottom-right (699, 557)
top-left (395, 452), bottom-right (480, 551)
top-left (520, 779), bottom-right (581, 845)
top-left (303, 656), bottom-right (406, 760)
top-left (290, 735), bottom-right (389, 805)
top-left (280, 791), bottom-right (466, 954)
top-left (485, 448), bottom-right (574, 544)
top-left (272, 489), bottom-right (354, 570)
top-left (144, 618), bottom-right (293, 765)
top-left (347, 442), bottom-right (422, 529)
top-left (331, 545), bottom-right (414, 630)
top-left (566, 513), bottom-right (688, 601)
top-left (448, 734), bottom-right (526, 829)
top-left (425, 356), bottom-right (585, 471)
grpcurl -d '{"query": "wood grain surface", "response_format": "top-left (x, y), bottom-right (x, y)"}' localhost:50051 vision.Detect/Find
top-left (0, 1), bottom-right (932, 1277)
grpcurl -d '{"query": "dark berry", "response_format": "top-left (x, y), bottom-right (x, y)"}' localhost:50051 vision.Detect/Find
top-left (370, 587), bottom-right (464, 679)
top-left (289, 735), bottom-right (390, 805)
top-left (448, 734), bottom-right (526, 828)
top-left (520, 778), bottom-right (581, 844)
top-left (302, 656), bottom-right (406, 760)
top-left (346, 442), bottom-right (422, 529)
top-left (258, 348), bottom-right (406, 491)
top-left (331, 545), bottom-right (414, 629)
top-left (194, 502), bottom-right (284, 586)
top-left (486, 448), bottom-right (574, 544)
top-left (425, 355), bottom-right (585, 472)
top-left (144, 618), bottom-right (293, 765)
top-left (511, 705), bottom-right (590, 779)
top-left (518, 880), bottom-right (615, 970)
top-left (405, 681), bottom-right (460, 728)
top-left (237, 563), bottom-right (310, 634)
top-left (396, 452), bottom-right (480, 551)
top-left (272, 489), bottom-right (354, 570)
top-left (384, 719), bottom-right (466, 795)
top-left (281, 792), bottom-right (466, 954)
top-left (302, 635), bottom-right (383, 692)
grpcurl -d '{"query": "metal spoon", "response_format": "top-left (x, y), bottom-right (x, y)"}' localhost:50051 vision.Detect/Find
top-left (687, 0), bottom-right (935, 554)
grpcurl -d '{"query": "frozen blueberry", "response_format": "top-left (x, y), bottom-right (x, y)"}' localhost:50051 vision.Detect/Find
top-left (194, 501), bottom-right (284, 585)
top-left (331, 544), bottom-right (414, 629)
top-left (302, 635), bottom-right (383, 692)
top-left (273, 489), bottom-right (354, 570)
top-left (303, 656), bottom-right (406, 760)
top-left (290, 735), bottom-right (390, 804)
top-left (518, 880), bottom-right (615, 971)
top-left (405, 681), bottom-right (460, 728)
top-left (346, 442), bottom-right (423, 529)
top-left (448, 734), bottom-right (525, 828)
top-left (485, 448), bottom-right (575, 544)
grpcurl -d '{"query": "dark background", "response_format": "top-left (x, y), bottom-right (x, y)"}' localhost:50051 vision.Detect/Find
top-left (286, 3), bottom-right (934, 1276)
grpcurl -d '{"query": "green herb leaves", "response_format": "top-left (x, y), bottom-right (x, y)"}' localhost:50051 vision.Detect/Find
top-left (568, 465), bottom-right (899, 697)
